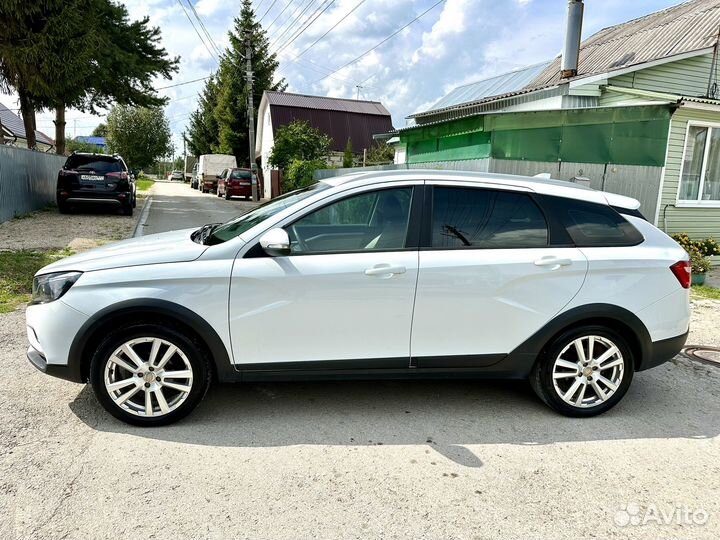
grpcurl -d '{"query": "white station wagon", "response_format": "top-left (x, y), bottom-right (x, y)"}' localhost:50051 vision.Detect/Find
top-left (26, 170), bottom-right (691, 425)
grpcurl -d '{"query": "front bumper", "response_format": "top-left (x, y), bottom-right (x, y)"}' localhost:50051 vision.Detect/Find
top-left (26, 300), bottom-right (89, 383)
top-left (637, 330), bottom-right (689, 371)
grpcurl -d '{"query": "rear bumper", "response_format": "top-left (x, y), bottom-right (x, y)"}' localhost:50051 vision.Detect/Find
top-left (637, 330), bottom-right (689, 371)
top-left (226, 186), bottom-right (252, 196)
top-left (59, 190), bottom-right (131, 205)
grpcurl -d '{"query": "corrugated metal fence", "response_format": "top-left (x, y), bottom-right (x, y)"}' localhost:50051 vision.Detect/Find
top-left (0, 146), bottom-right (64, 223)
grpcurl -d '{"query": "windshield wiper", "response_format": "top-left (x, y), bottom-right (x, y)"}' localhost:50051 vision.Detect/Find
top-left (197, 223), bottom-right (221, 245)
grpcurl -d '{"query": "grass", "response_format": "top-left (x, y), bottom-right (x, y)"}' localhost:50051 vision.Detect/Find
top-left (136, 178), bottom-right (155, 192)
top-left (0, 248), bottom-right (73, 313)
top-left (692, 284), bottom-right (720, 300)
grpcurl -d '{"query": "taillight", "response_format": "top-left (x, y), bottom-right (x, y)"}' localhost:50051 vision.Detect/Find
top-left (107, 172), bottom-right (128, 181)
top-left (670, 260), bottom-right (691, 289)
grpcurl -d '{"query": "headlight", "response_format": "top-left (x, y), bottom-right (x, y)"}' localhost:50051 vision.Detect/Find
top-left (31, 271), bottom-right (82, 304)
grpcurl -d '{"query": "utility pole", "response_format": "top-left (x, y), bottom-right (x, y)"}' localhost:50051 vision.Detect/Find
top-left (246, 35), bottom-right (259, 201)
top-left (355, 85), bottom-right (362, 100)
top-left (182, 131), bottom-right (187, 181)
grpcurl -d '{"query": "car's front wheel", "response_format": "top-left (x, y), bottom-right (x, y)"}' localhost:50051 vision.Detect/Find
top-left (530, 325), bottom-right (634, 417)
top-left (90, 324), bottom-right (211, 426)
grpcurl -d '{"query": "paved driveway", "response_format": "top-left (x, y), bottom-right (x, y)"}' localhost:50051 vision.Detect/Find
top-left (138, 180), bottom-right (259, 236)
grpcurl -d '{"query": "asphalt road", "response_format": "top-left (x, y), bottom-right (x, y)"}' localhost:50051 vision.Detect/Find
top-left (139, 180), bottom-right (259, 236)
top-left (2, 182), bottom-right (720, 539)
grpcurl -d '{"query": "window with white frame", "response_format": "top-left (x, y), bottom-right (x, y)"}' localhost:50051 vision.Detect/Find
top-left (678, 124), bottom-right (720, 202)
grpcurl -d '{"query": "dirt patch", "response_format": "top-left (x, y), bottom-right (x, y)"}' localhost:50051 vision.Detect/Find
top-left (688, 296), bottom-right (720, 347)
top-left (0, 196), bottom-right (147, 251)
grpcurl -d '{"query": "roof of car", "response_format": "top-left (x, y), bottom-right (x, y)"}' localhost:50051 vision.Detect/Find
top-left (321, 169), bottom-right (640, 209)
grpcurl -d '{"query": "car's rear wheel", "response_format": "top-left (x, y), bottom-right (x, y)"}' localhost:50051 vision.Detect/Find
top-left (224, 190), bottom-right (231, 200)
top-left (57, 201), bottom-right (70, 214)
top-left (90, 324), bottom-right (211, 426)
top-left (530, 325), bottom-right (634, 417)
top-left (123, 203), bottom-right (133, 216)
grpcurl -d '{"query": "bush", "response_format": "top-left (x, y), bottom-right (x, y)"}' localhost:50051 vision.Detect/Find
top-left (672, 233), bottom-right (720, 257)
top-left (284, 159), bottom-right (326, 192)
top-left (690, 249), bottom-right (711, 274)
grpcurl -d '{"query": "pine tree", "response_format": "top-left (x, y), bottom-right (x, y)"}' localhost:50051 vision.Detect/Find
top-left (213, 0), bottom-right (286, 166)
top-left (188, 77), bottom-right (220, 156)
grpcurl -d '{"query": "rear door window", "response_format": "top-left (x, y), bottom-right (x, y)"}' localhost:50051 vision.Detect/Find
top-left (431, 187), bottom-right (548, 249)
top-left (231, 170), bottom-right (252, 180)
top-left (540, 196), bottom-right (643, 247)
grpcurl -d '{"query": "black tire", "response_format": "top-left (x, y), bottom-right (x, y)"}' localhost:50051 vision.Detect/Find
top-left (529, 325), bottom-right (634, 417)
top-left (132, 194), bottom-right (137, 208)
top-left (58, 201), bottom-right (70, 214)
top-left (123, 203), bottom-right (133, 216)
top-left (225, 191), bottom-right (231, 200)
top-left (90, 323), bottom-right (211, 426)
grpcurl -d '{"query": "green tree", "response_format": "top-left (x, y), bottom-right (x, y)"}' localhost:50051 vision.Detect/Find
top-left (0, 1), bottom-right (177, 153)
top-left (285, 159), bottom-right (327, 191)
top-left (91, 123), bottom-right (108, 137)
top-left (366, 141), bottom-right (395, 164)
top-left (66, 138), bottom-right (102, 153)
top-left (343, 138), bottom-right (354, 168)
top-left (213, 0), bottom-right (285, 165)
top-left (187, 77), bottom-right (220, 156)
top-left (268, 120), bottom-right (331, 171)
top-left (106, 106), bottom-right (173, 169)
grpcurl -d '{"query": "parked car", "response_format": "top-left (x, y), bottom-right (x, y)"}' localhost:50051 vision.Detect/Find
top-left (216, 167), bottom-right (257, 200)
top-left (27, 170), bottom-right (690, 426)
top-left (56, 152), bottom-right (135, 216)
top-left (198, 154), bottom-right (236, 193)
top-left (170, 170), bottom-right (184, 182)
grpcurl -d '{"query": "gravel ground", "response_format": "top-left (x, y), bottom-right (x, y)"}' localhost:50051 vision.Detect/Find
top-left (0, 196), bottom-right (147, 251)
top-left (1, 300), bottom-right (719, 539)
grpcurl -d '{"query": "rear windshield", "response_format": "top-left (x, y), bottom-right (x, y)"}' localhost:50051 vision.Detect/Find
top-left (231, 170), bottom-right (252, 179)
top-left (64, 155), bottom-right (123, 173)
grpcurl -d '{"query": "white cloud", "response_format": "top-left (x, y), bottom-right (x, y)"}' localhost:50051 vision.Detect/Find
top-left (196, 0), bottom-right (221, 17)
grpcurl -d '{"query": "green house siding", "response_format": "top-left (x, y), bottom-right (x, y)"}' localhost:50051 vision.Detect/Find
top-left (659, 107), bottom-right (720, 237)
top-left (608, 53), bottom-right (714, 97)
top-left (402, 105), bottom-right (671, 167)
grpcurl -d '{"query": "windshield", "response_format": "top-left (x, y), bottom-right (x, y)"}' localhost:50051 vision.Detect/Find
top-left (206, 182), bottom-right (330, 245)
top-left (231, 170), bottom-right (252, 179)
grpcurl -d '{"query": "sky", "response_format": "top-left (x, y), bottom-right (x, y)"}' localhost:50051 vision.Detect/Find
top-left (0, 0), bottom-right (688, 155)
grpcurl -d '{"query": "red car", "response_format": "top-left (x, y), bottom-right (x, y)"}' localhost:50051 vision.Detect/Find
top-left (217, 168), bottom-right (258, 200)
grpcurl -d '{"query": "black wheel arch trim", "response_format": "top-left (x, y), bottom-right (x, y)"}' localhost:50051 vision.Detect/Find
top-left (506, 303), bottom-right (656, 374)
top-left (67, 298), bottom-right (237, 384)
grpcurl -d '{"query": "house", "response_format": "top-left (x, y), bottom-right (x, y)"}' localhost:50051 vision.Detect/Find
top-left (0, 101), bottom-right (55, 151)
top-left (255, 91), bottom-right (394, 198)
top-left (74, 136), bottom-right (107, 151)
top-left (395, 0), bottom-right (720, 238)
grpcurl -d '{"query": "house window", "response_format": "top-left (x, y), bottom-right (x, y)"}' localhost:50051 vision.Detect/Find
top-left (678, 124), bottom-right (720, 202)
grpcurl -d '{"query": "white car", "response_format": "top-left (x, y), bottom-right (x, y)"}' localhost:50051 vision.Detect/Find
top-left (26, 170), bottom-right (691, 426)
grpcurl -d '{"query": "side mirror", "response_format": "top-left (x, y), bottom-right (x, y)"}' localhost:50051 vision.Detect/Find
top-left (216, 175), bottom-right (221, 179)
top-left (259, 228), bottom-right (291, 257)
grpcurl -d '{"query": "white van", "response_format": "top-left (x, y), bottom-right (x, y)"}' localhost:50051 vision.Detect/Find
top-left (197, 154), bottom-right (236, 193)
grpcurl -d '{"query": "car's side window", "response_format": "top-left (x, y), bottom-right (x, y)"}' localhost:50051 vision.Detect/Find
top-left (540, 196), bottom-right (644, 247)
top-left (431, 187), bottom-right (548, 249)
top-left (286, 187), bottom-right (413, 254)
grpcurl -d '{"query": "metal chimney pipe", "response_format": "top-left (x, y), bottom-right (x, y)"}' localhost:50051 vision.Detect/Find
top-left (561, 0), bottom-right (584, 79)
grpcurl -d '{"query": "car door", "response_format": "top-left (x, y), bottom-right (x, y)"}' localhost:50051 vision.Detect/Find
top-left (410, 184), bottom-right (588, 367)
top-left (229, 185), bottom-right (421, 368)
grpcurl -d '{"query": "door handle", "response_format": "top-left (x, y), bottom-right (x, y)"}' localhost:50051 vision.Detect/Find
top-left (534, 257), bottom-right (572, 269)
top-left (365, 264), bottom-right (407, 277)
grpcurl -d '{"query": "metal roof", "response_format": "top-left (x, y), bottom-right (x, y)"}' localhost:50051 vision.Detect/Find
top-left (264, 91), bottom-right (391, 116)
top-left (416, 61), bottom-right (553, 117)
top-left (530, 0), bottom-right (720, 87)
top-left (0, 102), bottom-right (54, 146)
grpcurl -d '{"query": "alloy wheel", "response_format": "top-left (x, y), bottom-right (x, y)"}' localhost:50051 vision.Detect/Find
top-left (551, 335), bottom-right (625, 408)
top-left (103, 337), bottom-right (194, 417)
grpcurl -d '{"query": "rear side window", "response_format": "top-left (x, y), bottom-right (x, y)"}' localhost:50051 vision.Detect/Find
top-left (64, 155), bottom-right (123, 173)
top-left (542, 196), bottom-right (643, 247)
top-left (431, 187), bottom-right (548, 249)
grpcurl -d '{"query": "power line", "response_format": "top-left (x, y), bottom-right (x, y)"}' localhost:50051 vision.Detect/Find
top-left (275, 0), bottom-right (337, 55)
top-left (185, 0), bottom-right (223, 57)
top-left (175, 0), bottom-right (218, 62)
top-left (293, 0), bottom-right (368, 59)
top-left (315, 0), bottom-right (446, 82)
top-left (265, 0), bottom-right (295, 32)
top-left (156, 75), bottom-right (213, 90)
top-left (259, 0), bottom-right (280, 22)
top-left (268, 0), bottom-right (317, 49)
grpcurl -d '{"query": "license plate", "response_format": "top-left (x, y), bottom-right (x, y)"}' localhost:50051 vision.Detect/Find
top-left (80, 175), bottom-right (105, 182)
